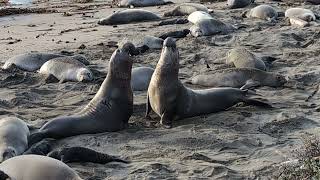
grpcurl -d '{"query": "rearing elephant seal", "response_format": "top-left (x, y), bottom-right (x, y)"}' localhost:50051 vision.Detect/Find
top-left (146, 38), bottom-right (271, 128)
top-left (0, 155), bottom-right (83, 180)
top-left (0, 117), bottom-right (29, 162)
top-left (28, 45), bottom-right (134, 146)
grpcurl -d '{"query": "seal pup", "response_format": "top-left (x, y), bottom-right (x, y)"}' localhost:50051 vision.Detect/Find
top-left (98, 9), bottom-right (161, 25)
top-left (0, 155), bottom-right (82, 180)
top-left (159, 29), bottom-right (190, 39)
top-left (118, 0), bottom-right (171, 7)
top-left (227, 0), bottom-right (254, 9)
top-left (143, 36), bottom-right (163, 49)
top-left (188, 11), bottom-right (213, 24)
top-left (158, 18), bottom-right (189, 26)
top-left (146, 38), bottom-right (271, 128)
top-left (164, 3), bottom-right (208, 17)
top-left (39, 56), bottom-right (93, 83)
top-left (226, 47), bottom-right (267, 71)
top-left (2, 53), bottom-right (89, 72)
top-left (47, 147), bottom-right (129, 164)
top-left (187, 68), bottom-right (287, 90)
top-left (131, 66), bottom-right (154, 91)
top-left (285, 8), bottom-right (315, 22)
top-left (28, 44), bottom-right (134, 145)
top-left (246, 5), bottom-right (278, 21)
top-left (0, 117), bottom-right (29, 162)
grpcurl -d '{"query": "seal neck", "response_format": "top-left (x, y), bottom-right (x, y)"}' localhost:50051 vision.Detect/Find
top-left (155, 47), bottom-right (179, 78)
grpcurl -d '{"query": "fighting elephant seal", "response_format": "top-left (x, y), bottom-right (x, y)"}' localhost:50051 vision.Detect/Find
top-left (0, 117), bottom-right (29, 162)
top-left (28, 44), bottom-right (134, 145)
top-left (226, 47), bottom-right (267, 70)
top-left (246, 5), bottom-right (278, 21)
top-left (285, 8), bottom-right (315, 22)
top-left (227, 0), bottom-right (254, 9)
top-left (0, 155), bottom-right (82, 180)
top-left (146, 38), bottom-right (271, 128)
top-left (131, 66), bottom-right (154, 91)
top-left (98, 9), bottom-right (161, 25)
top-left (118, 0), bottom-right (171, 7)
top-left (39, 56), bottom-right (93, 82)
top-left (2, 53), bottom-right (89, 72)
top-left (188, 68), bottom-right (286, 90)
top-left (164, 3), bottom-right (208, 17)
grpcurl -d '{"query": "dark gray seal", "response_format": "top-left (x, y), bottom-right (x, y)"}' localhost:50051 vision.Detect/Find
top-left (131, 67), bottom-right (154, 91)
top-left (28, 45), bottom-right (134, 146)
top-left (227, 0), bottom-right (254, 9)
top-left (118, 0), bottom-right (171, 7)
top-left (188, 68), bottom-right (287, 90)
top-left (0, 155), bottom-right (82, 180)
top-left (0, 117), bottom-right (29, 162)
top-left (146, 38), bottom-right (271, 128)
top-left (98, 9), bottom-right (161, 25)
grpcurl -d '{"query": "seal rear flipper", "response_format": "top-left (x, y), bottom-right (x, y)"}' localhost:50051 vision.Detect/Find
top-left (243, 98), bottom-right (273, 108)
top-left (160, 111), bottom-right (174, 129)
top-left (28, 131), bottom-right (48, 147)
top-left (145, 93), bottom-right (152, 118)
top-left (240, 80), bottom-right (260, 90)
top-left (24, 138), bottom-right (54, 155)
top-left (0, 170), bottom-right (10, 180)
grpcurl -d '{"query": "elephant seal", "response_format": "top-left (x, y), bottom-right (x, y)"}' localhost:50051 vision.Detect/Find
top-left (28, 44), bottom-right (134, 146)
top-left (306, 0), bottom-right (320, 5)
top-left (246, 5), bottom-right (278, 21)
top-left (131, 66), bottom-right (154, 91)
top-left (47, 147), bottom-right (129, 164)
top-left (39, 56), bottom-right (93, 82)
top-left (164, 3), bottom-right (208, 17)
top-left (2, 53), bottom-right (89, 72)
top-left (188, 11), bottom-right (213, 24)
top-left (158, 18), bottom-right (189, 26)
top-left (143, 36), bottom-right (163, 49)
top-left (146, 38), bottom-right (271, 128)
top-left (98, 9), bottom-right (161, 25)
top-left (159, 29), bottom-right (190, 39)
top-left (285, 8), bottom-right (315, 22)
top-left (118, 0), bottom-right (171, 7)
top-left (0, 117), bottom-right (29, 162)
top-left (0, 155), bottom-right (82, 180)
top-left (227, 0), bottom-right (254, 9)
top-left (188, 68), bottom-right (287, 90)
top-left (226, 47), bottom-right (266, 71)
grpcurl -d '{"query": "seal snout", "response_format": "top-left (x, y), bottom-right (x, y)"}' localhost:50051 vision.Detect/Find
top-left (163, 37), bottom-right (176, 48)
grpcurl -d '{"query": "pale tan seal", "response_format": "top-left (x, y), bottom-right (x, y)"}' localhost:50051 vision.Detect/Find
top-left (285, 8), bottom-right (316, 22)
top-left (146, 38), bottom-right (271, 128)
top-left (247, 5), bottom-right (278, 21)
top-left (28, 44), bottom-right (134, 146)
top-left (164, 3), bottom-right (208, 17)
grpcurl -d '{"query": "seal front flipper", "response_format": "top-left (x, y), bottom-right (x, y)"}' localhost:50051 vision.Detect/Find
top-left (145, 93), bottom-right (152, 118)
top-left (160, 111), bottom-right (174, 129)
top-left (240, 80), bottom-right (261, 90)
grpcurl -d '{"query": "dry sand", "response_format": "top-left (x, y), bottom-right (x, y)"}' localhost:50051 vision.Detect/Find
top-left (0, 0), bottom-right (320, 179)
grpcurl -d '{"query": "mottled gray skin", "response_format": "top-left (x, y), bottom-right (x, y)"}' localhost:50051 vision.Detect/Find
top-left (98, 9), bottom-right (161, 25)
top-left (0, 155), bottom-right (82, 180)
top-left (189, 68), bottom-right (287, 89)
top-left (164, 3), bottom-right (208, 17)
top-left (28, 47), bottom-right (133, 146)
top-left (0, 117), bottom-right (29, 162)
top-left (247, 5), bottom-right (278, 21)
top-left (190, 18), bottom-right (235, 37)
top-left (227, 0), bottom-right (254, 9)
top-left (146, 38), bottom-right (271, 128)
top-left (131, 67), bottom-right (154, 91)
top-left (226, 47), bottom-right (266, 70)
top-left (39, 57), bottom-right (93, 82)
top-left (47, 147), bottom-right (129, 164)
top-left (119, 0), bottom-right (167, 7)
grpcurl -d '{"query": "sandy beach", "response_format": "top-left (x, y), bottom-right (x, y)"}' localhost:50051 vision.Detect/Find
top-left (0, 0), bottom-right (320, 179)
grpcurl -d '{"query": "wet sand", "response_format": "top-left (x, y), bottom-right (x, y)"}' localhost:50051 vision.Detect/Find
top-left (0, 0), bottom-right (320, 179)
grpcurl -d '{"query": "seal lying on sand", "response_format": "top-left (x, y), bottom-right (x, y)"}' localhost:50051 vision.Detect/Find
top-left (159, 29), bottom-right (190, 39)
top-left (143, 36), bottom-right (163, 49)
top-left (164, 3), bottom-right (208, 17)
top-left (306, 0), bottom-right (320, 5)
top-left (146, 38), bottom-right (271, 128)
top-left (188, 68), bottom-right (286, 90)
top-left (2, 53), bottom-right (89, 72)
top-left (227, 0), bottom-right (254, 9)
top-left (39, 56), bottom-right (93, 83)
top-left (131, 66), bottom-right (154, 91)
top-left (98, 9), bottom-right (161, 25)
top-left (188, 11), bottom-right (235, 37)
top-left (118, 0), bottom-right (171, 7)
top-left (285, 8), bottom-right (315, 22)
top-left (48, 147), bottom-right (129, 164)
top-left (28, 44), bottom-right (134, 145)
top-left (0, 155), bottom-right (83, 180)
top-left (0, 117), bottom-right (29, 162)
top-left (226, 47), bottom-right (267, 71)
top-left (246, 5), bottom-right (278, 21)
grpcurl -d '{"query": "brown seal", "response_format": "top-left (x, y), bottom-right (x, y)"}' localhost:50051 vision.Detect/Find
top-left (146, 38), bottom-right (271, 128)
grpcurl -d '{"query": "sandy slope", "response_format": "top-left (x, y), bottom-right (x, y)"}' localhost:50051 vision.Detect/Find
top-left (0, 0), bottom-right (320, 179)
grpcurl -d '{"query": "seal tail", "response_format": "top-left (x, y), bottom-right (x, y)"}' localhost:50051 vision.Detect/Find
top-left (243, 98), bottom-right (273, 108)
